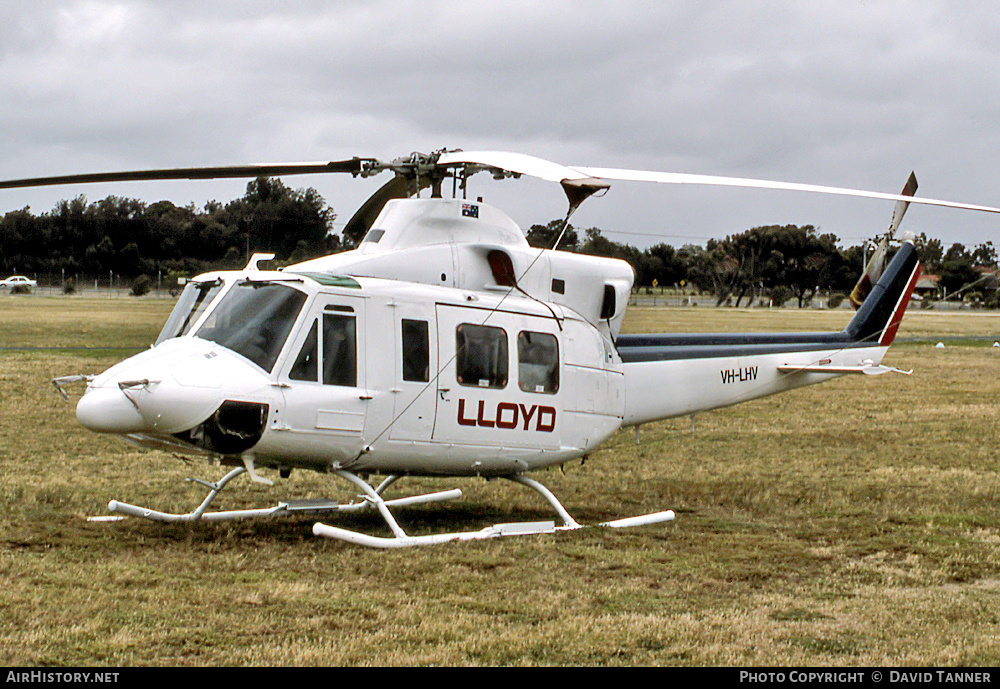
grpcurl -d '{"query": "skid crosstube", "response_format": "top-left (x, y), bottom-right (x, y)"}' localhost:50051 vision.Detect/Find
top-left (99, 468), bottom-right (674, 547)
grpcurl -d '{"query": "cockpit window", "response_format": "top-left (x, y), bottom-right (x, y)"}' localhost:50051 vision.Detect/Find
top-left (289, 320), bottom-right (319, 382)
top-left (286, 313), bottom-right (358, 387)
top-left (155, 279), bottom-right (224, 345)
top-left (195, 282), bottom-right (307, 372)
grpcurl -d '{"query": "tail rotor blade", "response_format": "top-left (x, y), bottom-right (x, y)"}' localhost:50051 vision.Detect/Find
top-left (888, 171), bottom-right (918, 237)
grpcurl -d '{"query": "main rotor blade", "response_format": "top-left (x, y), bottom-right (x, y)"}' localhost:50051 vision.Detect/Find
top-left (572, 166), bottom-right (1000, 215)
top-left (438, 150), bottom-right (595, 183)
top-left (438, 150), bottom-right (609, 213)
top-left (0, 159), bottom-right (369, 190)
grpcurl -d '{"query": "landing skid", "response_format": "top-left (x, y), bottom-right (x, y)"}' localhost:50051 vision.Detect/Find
top-left (100, 467), bottom-right (675, 547)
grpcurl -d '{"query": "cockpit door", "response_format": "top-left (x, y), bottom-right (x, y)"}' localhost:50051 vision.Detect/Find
top-left (273, 294), bottom-right (368, 465)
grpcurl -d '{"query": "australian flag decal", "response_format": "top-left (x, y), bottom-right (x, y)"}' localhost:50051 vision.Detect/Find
top-left (462, 203), bottom-right (479, 218)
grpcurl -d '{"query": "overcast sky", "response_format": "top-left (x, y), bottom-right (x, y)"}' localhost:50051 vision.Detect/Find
top-left (2, 1), bottom-right (999, 249)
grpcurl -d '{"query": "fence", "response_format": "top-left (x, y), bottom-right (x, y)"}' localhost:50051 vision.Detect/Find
top-left (5, 272), bottom-right (177, 298)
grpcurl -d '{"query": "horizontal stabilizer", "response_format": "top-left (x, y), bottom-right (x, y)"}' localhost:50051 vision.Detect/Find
top-left (777, 362), bottom-right (912, 376)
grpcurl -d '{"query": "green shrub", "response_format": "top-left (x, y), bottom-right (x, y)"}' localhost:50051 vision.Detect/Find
top-left (130, 275), bottom-right (152, 297)
top-left (769, 285), bottom-right (791, 307)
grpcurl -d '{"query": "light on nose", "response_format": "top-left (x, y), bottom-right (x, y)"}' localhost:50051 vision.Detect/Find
top-left (76, 387), bottom-right (147, 433)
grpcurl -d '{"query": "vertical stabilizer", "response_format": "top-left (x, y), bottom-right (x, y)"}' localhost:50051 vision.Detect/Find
top-left (845, 240), bottom-right (921, 346)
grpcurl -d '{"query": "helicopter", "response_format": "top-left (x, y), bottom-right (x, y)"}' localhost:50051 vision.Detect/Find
top-left (5, 149), bottom-right (1000, 547)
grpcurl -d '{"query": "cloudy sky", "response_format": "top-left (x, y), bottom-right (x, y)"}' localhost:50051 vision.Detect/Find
top-left (2, 1), bottom-right (999, 249)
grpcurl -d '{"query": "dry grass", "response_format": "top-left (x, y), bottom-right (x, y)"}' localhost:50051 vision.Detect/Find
top-left (0, 294), bottom-right (174, 349)
top-left (2, 298), bottom-right (999, 666)
top-left (625, 304), bottom-right (1000, 340)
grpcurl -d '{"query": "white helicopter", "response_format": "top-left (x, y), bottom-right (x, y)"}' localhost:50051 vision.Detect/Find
top-left (5, 150), bottom-right (1000, 547)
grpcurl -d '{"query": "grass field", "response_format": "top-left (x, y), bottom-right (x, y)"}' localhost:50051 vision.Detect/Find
top-left (2, 296), bottom-right (999, 666)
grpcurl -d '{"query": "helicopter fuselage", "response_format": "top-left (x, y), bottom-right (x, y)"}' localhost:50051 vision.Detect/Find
top-left (75, 266), bottom-right (903, 479)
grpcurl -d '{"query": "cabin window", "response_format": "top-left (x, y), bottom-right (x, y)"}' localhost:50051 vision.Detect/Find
top-left (195, 282), bottom-right (306, 372)
top-left (323, 313), bottom-right (357, 387)
top-left (402, 319), bottom-right (430, 382)
top-left (517, 331), bottom-right (559, 394)
top-left (456, 324), bottom-right (508, 389)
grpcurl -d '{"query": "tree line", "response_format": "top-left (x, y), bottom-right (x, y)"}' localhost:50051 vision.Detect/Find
top-left (0, 177), bottom-right (342, 279)
top-left (1, 178), bottom-right (996, 306)
top-left (527, 220), bottom-right (997, 307)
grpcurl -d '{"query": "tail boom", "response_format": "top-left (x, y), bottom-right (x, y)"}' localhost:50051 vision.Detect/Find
top-left (617, 239), bottom-right (920, 426)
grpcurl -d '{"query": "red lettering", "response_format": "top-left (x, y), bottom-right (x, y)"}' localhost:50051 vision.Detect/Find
top-left (476, 399), bottom-right (495, 428)
top-left (536, 406), bottom-right (556, 432)
top-left (519, 403), bottom-right (536, 430)
top-left (496, 402), bottom-right (518, 429)
top-left (457, 398), bottom-right (477, 426)
top-left (457, 399), bottom-right (556, 432)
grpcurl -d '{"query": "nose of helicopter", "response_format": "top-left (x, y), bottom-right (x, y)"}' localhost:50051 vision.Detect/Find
top-left (76, 385), bottom-right (149, 433)
top-left (74, 338), bottom-right (270, 436)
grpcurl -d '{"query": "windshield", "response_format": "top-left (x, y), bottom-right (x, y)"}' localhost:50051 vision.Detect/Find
top-left (194, 281), bottom-right (308, 372)
top-left (155, 279), bottom-right (225, 345)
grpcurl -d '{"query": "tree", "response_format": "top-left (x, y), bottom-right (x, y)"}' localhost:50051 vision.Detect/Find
top-left (645, 243), bottom-right (687, 287)
top-left (686, 240), bottom-right (742, 306)
top-left (725, 226), bottom-right (780, 306)
top-left (914, 233), bottom-right (944, 273)
top-left (526, 220), bottom-right (578, 250)
top-left (219, 177), bottom-right (337, 261)
top-left (938, 243), bottom-right (978, 296)
top-left (579, 227), bottom-right (624, 259)
top-left (972, 241), bottom-right (997, 267)
top-left (766, 225), bottom-right (841, 307)
top-left (0, 207), bottom-right (35, 273)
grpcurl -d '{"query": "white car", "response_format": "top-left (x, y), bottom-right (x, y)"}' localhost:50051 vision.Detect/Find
top-left (0, 275), bottom-right (37, 290)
